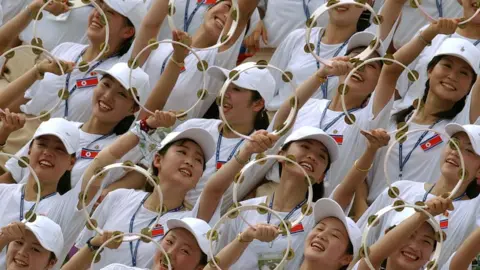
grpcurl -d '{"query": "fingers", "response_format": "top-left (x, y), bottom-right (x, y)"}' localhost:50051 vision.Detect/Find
top-left (425, 196), bottom-right (454, 216)
top-left (254, 224), bottom-right (278, 242)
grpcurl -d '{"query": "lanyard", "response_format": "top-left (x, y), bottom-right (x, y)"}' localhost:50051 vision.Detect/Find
top-left (436, 0), bottom-right (443, 18)
top-left (19, 185), bottom-right (57, 221)
top-left (160, 51), bottom-right (176, 74)
top-left (129, 194), bottom-right (184, 266)
top-left (266, 193), bottom-right (307, 225)
top-left (422, 184), bottom-right (466, 202)
top-left (215, 129), bottom-right (247, 169)
top-left (302, 0), bottom-right (311, 19)
top-left (315, 30), bottom-right (349, 98)
top-left (318, 101), bottom-right (360, 132)
top-left (77, 134), bottom-right (114, 159)
top-left (184, 0), bottom-right (206, 32)
top-left (398, 113), bottom-right (441, 179)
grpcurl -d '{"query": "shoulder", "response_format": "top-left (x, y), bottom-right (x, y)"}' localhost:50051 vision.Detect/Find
top-left (51, 42), bottom-right (88, 58)
top-left (241, 196), bottom-right (268, 206)
top-left (104, 189), bottom-right (146, 203)
top-left (100, 263), bottom-right (147, 270)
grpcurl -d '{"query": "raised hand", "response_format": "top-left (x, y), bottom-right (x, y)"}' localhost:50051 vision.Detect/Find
top-left (37, 59), bottom-right (75, 76)
top-left (0, 222), bottom-right (27, 243)
top-left (424, 196), bottom-right (454, 217)
top-left (0, 109), bottom-right (26, 134)
top-left (428, 18), bottom-right (460, 36)
top-left (90, 231), bottom-right (123, 250)
top-left (31, 0), bottom-right (70, 17)
top-left (146, 110), bottom-right (177, 129)
top-left (243, 20), bottom-right (268, 53)
top-left (317, 56), bottom-right (354, 78)
top-left (241, 224), bottom-right (279, 243)
top-left (241, 130), bottom-right (279, 157)
top-left (172, 30), bottom-right (192, 63)
top-left (360, 129), bottom-right (390, 151)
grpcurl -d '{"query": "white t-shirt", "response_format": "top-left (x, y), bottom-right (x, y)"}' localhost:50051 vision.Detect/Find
top-left (357, 180), bottom-right (480, 267)
top-left (0, 0), bottom-right (28, 24)
top-left (19, 5), bottom-right (92, 51)
top-left (392, 1), bottom-right (462, 50)
top-left (216, 196), bottom-right (316, 270)
top-left (0, 182), bottom-right (98, 269)
top-left (441, 252), bottom-right (473, 270)
top-left (101, 264), bottom-right (146, 270)
top-left (4, 122), bottom-right (143, 188)
top-left (367, 95), bottom-right (477, 203)
top-left (20, 42), bottom-right (122, 122)
top-left (75, 188), bottom-right (221, 268)
top-left (267, 94), bottom-right (393, 197)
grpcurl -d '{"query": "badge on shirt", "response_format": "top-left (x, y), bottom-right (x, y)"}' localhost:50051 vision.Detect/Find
top-left (201, 0), bottom-right (216, 4)
top-left (420, 134), bottom-right (443, 152)
top-left (258, 253), bottom-right (284, 270)
top-left (439, 211), bottom-right (449, 230)
top-left (80, 148), bottom-right (100, 159)
top-left (330, 135), bottom-right (343, 146)
top-left (76, 77), bottom-right (99, 89)
top-left (216, 161), bottom-right (226, 171)
top-left (151, 224), bottom-right (165, 237)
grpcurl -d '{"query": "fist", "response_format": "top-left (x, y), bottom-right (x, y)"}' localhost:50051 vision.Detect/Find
top-left (0, 222), bottom-right (26, 243)
top-left (0, 109), bottom-right (26, 134)
top-left (242, 130), bottom-right (279, 156)
top-left (146, 110), bottom-right (177, 129)
top-left (425, 196), bottom-right (454, 217)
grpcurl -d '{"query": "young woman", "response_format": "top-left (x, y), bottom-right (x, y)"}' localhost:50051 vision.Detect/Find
top-left (442, 227), bottom-right (480, 270)
top-left (266, 0), bottom-right (404, 109)
top-left (69, 110), bottom-right (235, 269)
top-left (367, 19), bottom-right (480, 202)
top-left (0, 216), bottom-right (64, 270)
top-left (65, 218), bottom-right (210, 270)
top-left (1, 61), bottom-right (149, 190)
top-left (358, 123), bottom-right (480, 266)
top-left (354, 196), bottom-right (453, 270)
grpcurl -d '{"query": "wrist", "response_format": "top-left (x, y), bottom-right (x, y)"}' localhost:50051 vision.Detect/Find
top-left (237, 232), bottom-right (253, 243)
top-left (422, 27), bottom-right (437, 42)
top-left (235, 149), bottom-right (250, 166)
top-left (140, 118), bottom-right (155, 134)
top-left (315, 70), bottom-right (328, 82)
top-left (28, 2), bottom-right (42, 15)
top-left (87, 237), bottom-right (102, 251)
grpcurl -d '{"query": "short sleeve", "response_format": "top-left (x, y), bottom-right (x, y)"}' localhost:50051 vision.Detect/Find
top-left (4, 142), bottom-right (31, 183)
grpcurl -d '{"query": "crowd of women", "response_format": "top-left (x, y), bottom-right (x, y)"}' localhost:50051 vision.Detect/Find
top-left (0, 0), bottom-right (478, 269)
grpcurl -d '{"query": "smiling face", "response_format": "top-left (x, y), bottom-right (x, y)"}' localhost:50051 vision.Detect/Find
top-left (91, 75), bottom-right (138, 125)
top-left (303, 217), bottom-right (353, 269)
top-left (387, 223), bottom-right (436, 270)
top-left (461, 0), bottom-right (480, 24)
top-left (152, 228), bottom-right (205, 270)
top-left (28, 135), bottom-right (75, 186)
top-left (427, 56), bottom-right (475, 103)
top-left (328, 4), bottom-right (365, 27)
top-left (6, 230), bottom-right (56, 270)
top-left (202, 0), bottom-right (231, 42)
top-left (221, 84), bottom-right (264, 128)
top-left (153, 140), bottom-right (205, 193)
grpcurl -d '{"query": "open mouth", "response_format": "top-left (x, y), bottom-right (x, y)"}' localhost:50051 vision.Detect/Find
top-left (222, 103), bottom-right (233, 113)
top-left (89, 19), bottom-right (104, 30)
top-left (351, 72), bottom-right (364, 82)
top-left (39, 159), bottom-right (54, 169)
top-left (299, 161), bottom-right (314, 172)
top-left (445, 157), bottom-right (459, 167)
top-left (440, 82), bottom-right (456, 91)
top-left (179, 168), bottom-right (192, 177)
top-left (401, 250), bottom-right (420, 261)
top-left (310, 240), bottom-right (326, 252)
top-left (13, 257), bottom-right (29, 268)
top-left (334, 6), bottom-right (349, 12)
top-left (98, 100), bottom-right (113, 112)
top-left (214, 16), bottom-right (226, 29)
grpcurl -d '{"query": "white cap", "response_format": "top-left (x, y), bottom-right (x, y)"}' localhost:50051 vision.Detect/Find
top-left (346, 31), bottom-right (386, 57)
top-left (25, 216), bottom-right (64, 259)
top-left (104, 0), bottom-right (147, 32)
top-left (445, 123), bottom-right (480, 155)
top-left (166, 218), bottom-right (211, 255)
top-left (314, 198), bottom-right (362, 258)
top-left (158, 128), bottom-right (215, 162)
top-left (208, 65), bottom-right (275, 104)
top-left (282, 126), bottom-right (339, 162)
top-left (433, 37), bottom-right (480, 74)
top-left (95, 63), bottom-right (151, 103)
top-left (387, 208), bottom-right (436, 232)
top-left (33, 118), bottom-right (80, 155)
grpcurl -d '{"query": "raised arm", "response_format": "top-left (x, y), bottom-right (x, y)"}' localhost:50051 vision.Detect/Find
top-left (469, 76), bottom-right (480, 124)
top-left (376, 0), bottom-right (407, 41)
top-left (332, 129), bottom-right (389, 211)
top-left (372, 18), bottom-right (459, 116)
top-left (448, 227), bottom-right (480, 270)
top-left (0, 110), bottom-right (25, 184)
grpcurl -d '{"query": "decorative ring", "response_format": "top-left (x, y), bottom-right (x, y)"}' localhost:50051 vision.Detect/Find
top-left (0, 45), bottom-right (66, 121)
top-left (90, 232), bottom-right (172, 270)
top-left (411, 0), bottom-right (480, 27)
top-left (166, 0), bottom-right (239, 50)
top-left (31, 0), bottom-right (110, 71)
top-left (340, 56), bottom-right (420, 135)
top-left (0, 153), bottom-right (41, 223)
top-left (218, 61), bottom-right (298, 140)
top-left (384, 129), bottom-right (466, 201)
top-left (232, 154), bottom-right (314, 229)
top-left (305, 0), bottom-right (383, 66)
top-left (127, 39), bottom-right (208, 120)
top-left (361, 203), bottom-right (444, 270)
top-left (208, 204), bottom-right (293, 270)
top-left (81, 161), bottom-right (164, 242)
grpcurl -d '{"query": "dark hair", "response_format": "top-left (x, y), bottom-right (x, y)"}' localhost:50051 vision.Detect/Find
top-left (116, 18), bottom-right (135, 57)
top-left (113, 115), bottom-right (136, 135)
top-left (339, 240), bottom-right (355, 270)
top-left (279, 142), bottom-right (332, 201)
top-left (465, 179), bottom-right (480, 199)
top-left (49, 252), bottom-right (57, 262)
top-left (250, 90), bottom-right (270, 130)
top-left (393, 55), bottom-right (475, 123)
top-left (356, 9), bottom-right (371, 32)
top-left (145, 139), bottom-right (207, 193)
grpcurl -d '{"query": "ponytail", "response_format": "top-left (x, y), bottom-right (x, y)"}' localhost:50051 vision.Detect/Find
top-left (251, 91), bottom-right (270, 130)
top-left (113, 115), bottom-right (136, 135)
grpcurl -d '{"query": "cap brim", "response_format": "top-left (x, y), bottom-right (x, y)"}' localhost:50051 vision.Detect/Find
top-left (33, 131), bottom-right (75, 154)
top-left (207, 66), bottom-right (256, 91)
top-left (166, 219), bottom-right (209, 255)
top-left (25, 224), bottom-right (60, 258)
top-left (435, 53), bottom-right (479, 74)
top-left (445, 123), bottom-right (480, 155)
top-left (346, 32), bottom-right (386, 57)
top-left (166, 128), bottom-right (215, 162)
top-left (95, 69), bottom-right (130, 92)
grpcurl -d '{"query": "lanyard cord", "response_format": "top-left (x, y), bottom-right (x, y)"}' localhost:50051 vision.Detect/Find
top-left (184, 0), bottom-right (206, 32)
top-left (19, 185), bottom-right (57, 221)
top-left (318, 101), bottom-right (360, 132)
top-left (422, 184), bottom-right (466, 202)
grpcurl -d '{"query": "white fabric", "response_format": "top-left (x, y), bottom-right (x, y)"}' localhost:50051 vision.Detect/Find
top-left (392, 1), bottom-right (462, 50)
top-left (0, 0), bottom-right (29, 24)
top-left (357, 180), bottom-right (480, 267)
top-left (19, 5), bottom-right (92, 51)
top-left (367, 95), bottom-right (477, 203)
top-left (216, 196), bottom-right (316, 270)
top-left (268, 93), bottom-right (393, 197)
top-left (75, 188), bottom-right (221, 269)
top-left (5, 122), bottom-right (143, 188)
top-left (0, 182), bottom-right (98, 269)
top-left (395, 28), bottom-right (480, 112)
top-left (441, 252), bottom-right (473, 270)
top-left (101, 264), bottom-right (146, 270)
top-left (20, 42), bottom-right (121, 123)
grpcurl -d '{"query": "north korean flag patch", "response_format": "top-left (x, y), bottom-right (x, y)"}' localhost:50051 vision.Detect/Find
top-left (76, 77), bottom-right (99, 89)
top-left (330, 135), bottom-right (343, 145)
top-left (290, 223), bottom-right (304, 234)
top-left (80, 148), bottom-right (100, 159)
top-left (420, 134), bottom-right (443, 152)
top-left (151, 224), bottom-right (165, 237)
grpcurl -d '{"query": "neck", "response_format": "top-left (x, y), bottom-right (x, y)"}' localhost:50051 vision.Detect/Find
top-left (191, 26), bottom-right (216, 48)
top-left (83, 42), bottom-right (118, 63)
top-left (456, 22), bottom-right (480, 40)
top-left (272, 171), bottom-right (307, 212)
top-left (431, 175), bottom-right (466, 199)
top-left (25, 177), bottom-right (57, 201)
top-left (220, 122), bottom-right (254, 139)
top-left (323, 23), bottom-right (356, 45)
top-left (143, 182), bottom-right (185, 212)
top-left (414, 93), bottom-right (453, 124)
top-left (330, 91), bottom-right (364, 111)
top-left (300, 260), bottom-right (336, 270)
top-left (82, 117), bottom-right (116, 135)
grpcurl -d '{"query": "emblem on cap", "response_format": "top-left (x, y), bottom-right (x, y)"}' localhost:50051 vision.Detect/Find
top-left (461, 46), bottom-right (465, 52)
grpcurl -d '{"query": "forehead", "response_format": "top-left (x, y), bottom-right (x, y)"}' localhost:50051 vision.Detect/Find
top-left (36, 135), bottom-right (63, 144)
top-left (167, 228), bottom-right (198, 245)
top-left (441, 55), bottom-right (472, 69)
top-left (173, 140), bottom-right (204, 155)
top-left (296, 139), bottom-right (328, 152)
top-left (452, 132), bottom-right (472, 143)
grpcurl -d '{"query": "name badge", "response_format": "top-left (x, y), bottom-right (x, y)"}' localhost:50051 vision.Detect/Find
top-left (76, 77), bottom-right (99, 89)
top-left (80, 148), bottom-right (100, 159)
top-left (258, 253), bottom-right (284, 270)
top-left (152, 224), bottom-right (165, 237)
top-left (420, 134), bottom-right (443, 152)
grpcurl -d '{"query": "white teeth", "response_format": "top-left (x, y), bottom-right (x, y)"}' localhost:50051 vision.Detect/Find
top-left (39, 160), bottom-right (53, 167)
top-left (215, 17), bottom-right (225, 28)
top-left (300, 162), bottom-right (313, 172)
top-left (401, 251), bottom-right (418, 260)
top-left (14, 259), bottom-right (28, 266)
top-left (441, 82), bottom-right (455, 90)
top-left (99, 101), bottom-right (112, 111)
top-left (352, 73), bottom-right (363, 82)
top-left (446, 159), bottom-right (459, 166)
top-left (179, 169), bottom-right (192, 177)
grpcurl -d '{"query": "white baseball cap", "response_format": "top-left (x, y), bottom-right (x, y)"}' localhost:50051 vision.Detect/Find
top-left (24, 215), bottom-right (64, 259)
top-left (445, 123), bottom-right (480, 155)
top-left (166, 218), bottom-right (211, 255)
top-left (33, 118), bottom-right (80, 155)
top-left (208, 65), bottom-right (275, 104)
top-left (95, 63), bottom-right (151, 103)
top-left (387, 208), bottom-right (436, 233)
top-left (433, 37), bottom-right (480, 74)
top-left (158, 128), bottom-right (215, 162)
top-left (314, 198), bottom-right (362, 258)
top-left (282, 126), bottom-right (339, 162)
top-left (104, 0), bottom-right (147, 32)
top-left (346, 31), bottom-right (386, 57)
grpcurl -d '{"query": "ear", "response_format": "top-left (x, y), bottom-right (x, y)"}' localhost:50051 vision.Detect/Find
top-left (339, 253), bottom-right (353, 267)
top-left (46, 258), bottom-right (57, 269)
top-left (316, 173), bottom-right (326, 184)
top-left (131, 104), bottom-right (140, 114)
top-left (121, 26), bottom-right (135, 40)
top-left (153, 153), bottom-right (162, 173)
top-left (251, 98), bottom-right (265, 113)
top-left (68, 156), bottom-right (76, 171)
